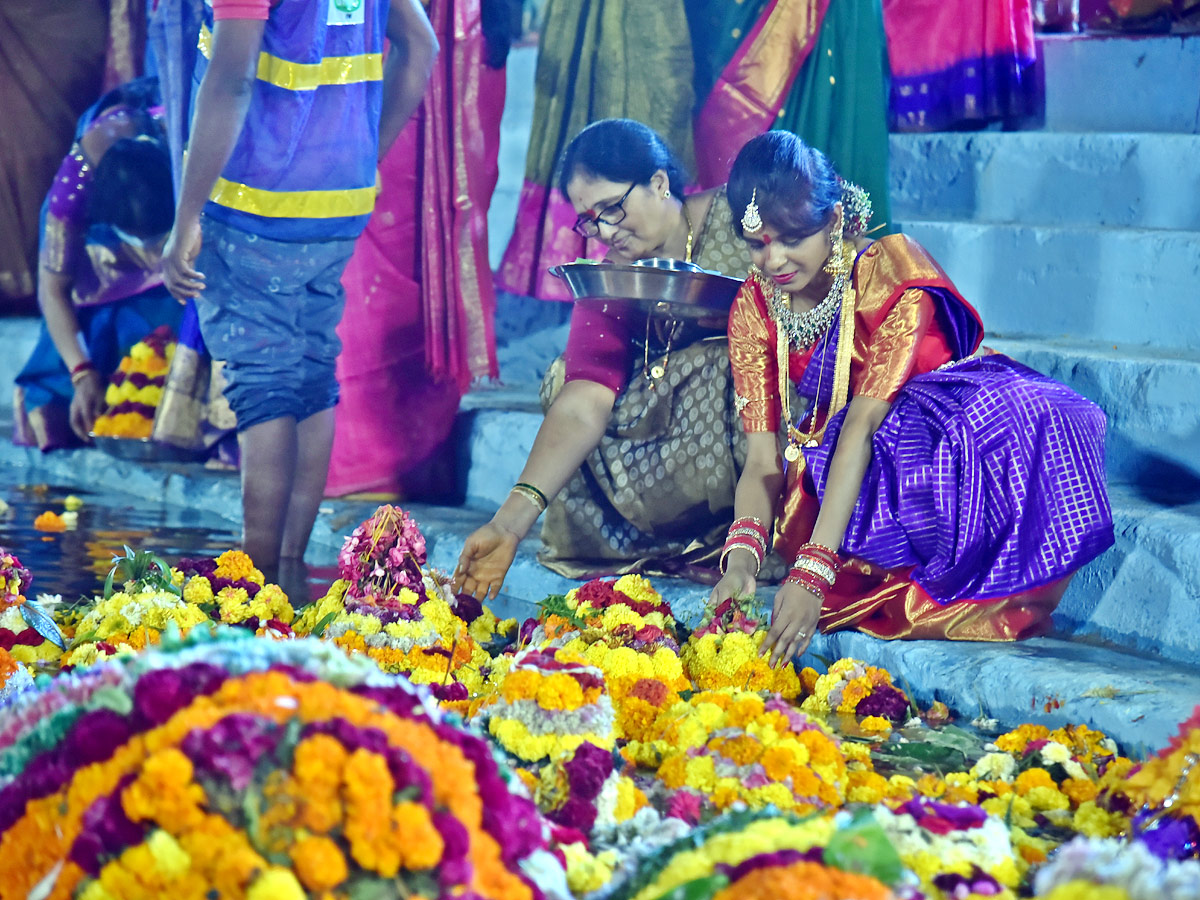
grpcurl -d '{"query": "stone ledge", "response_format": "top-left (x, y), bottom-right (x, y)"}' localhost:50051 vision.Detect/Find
top-left (988, 337), bottom-right (1200, 486)
top-left (890, 131), bottom-right (1200, 230)
top-left (896, 220), bottom-right (1200, 350)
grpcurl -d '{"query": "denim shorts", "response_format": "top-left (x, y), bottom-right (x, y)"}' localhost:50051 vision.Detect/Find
top-left (194, 216), bottom-right (356, 431)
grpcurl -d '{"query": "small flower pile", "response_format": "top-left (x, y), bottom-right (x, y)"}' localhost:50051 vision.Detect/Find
top-left (529, 741), bottom-right (646, 837)
top-left (337, 504), bottom-right (430, 603)
top-left (177, 550), bottom-right (294, 635)
top-left (91, 326), bottom-right (175, 439)
top-left (1032, 836), bottom-right (1200, 899)
top-left (800, 658), bottom-right (913, 724)
top-left (628, 689), bottom-right (854, 818)
top-left (534, 575), bottom-right (681, 652)
top-left (0, 629), bottom-right (562, 900)
top-left (0, 648), bottom-right (33, 704)
top-left (0, 549), bottom-right (60, 666)
top-left (682, 594), bottom-right (803, 698)
top-left (484, 647), bottom-right (615, 762)
top-left (612, 808), bottom-right (912, 900)
top-left (1118, 704), bottom-right (1200, 827)
top-left (873, 797), bottom-right (1023, 898)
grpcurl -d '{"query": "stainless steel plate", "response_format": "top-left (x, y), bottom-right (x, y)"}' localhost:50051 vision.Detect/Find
top-left (89, 435), bottom-right (204, 463)
top-left (549, 259), bottom-right (744, 319)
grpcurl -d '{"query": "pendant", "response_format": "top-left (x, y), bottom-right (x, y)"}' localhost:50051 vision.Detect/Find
top-left (784, 443), bottom-right (801, 462)
top-left (650, 364), bottom-right (666, 380)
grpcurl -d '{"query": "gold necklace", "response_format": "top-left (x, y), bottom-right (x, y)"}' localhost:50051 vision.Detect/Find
top-left (642, 204), bottom-right (694, 387)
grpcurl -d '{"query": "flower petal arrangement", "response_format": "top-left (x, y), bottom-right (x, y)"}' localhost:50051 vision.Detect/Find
top-left (0, 629), bottom-right (563, 900)
top-left (91, 326), bottom-right (175, 439)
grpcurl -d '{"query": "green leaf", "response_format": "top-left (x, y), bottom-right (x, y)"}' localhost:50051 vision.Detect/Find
top-left (651, 874), bottom-right (731, 900)
top-left (311, 610), bottom-right (340, 637)
top-left (102, 566), bottom-right (117, 600)
top-left (537, 593), bottom-right (587, 628)
top-left (823, 813), bottom-right (905, 885)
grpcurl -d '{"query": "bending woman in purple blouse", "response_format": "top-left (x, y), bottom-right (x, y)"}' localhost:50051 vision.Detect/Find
top-left (454, 119), bottom-right (753, 600)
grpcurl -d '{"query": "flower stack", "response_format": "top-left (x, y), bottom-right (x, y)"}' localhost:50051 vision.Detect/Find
top-left (484, 647), bottom-right (615, 763)
top-left (294, 506), bottom-right (512, 695)
top-left (0, 629), bottom-right (562, 900)
top-left (799, 657), bottom-right (914, 730)
top-left (178, 550), bottom-right (294, 635)
top-left (0, 549), bottom-right (60, 666)
top-left (530, 577), bottom-right (690, 733)
top-left (682, 595), bottom-right (803, 698)
top-left (612, 808), bottom-right (912, 900)
top-left (91, 326), bottom-right (175, 439)
top-left (631, 689), bottom-right (854, 818)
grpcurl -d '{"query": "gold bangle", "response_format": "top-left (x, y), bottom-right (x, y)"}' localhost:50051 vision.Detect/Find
top-left (510, 483), bottom-right (547, 514)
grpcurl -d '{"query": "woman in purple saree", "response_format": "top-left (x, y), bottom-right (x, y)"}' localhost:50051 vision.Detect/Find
top-left (712, 132), bottom-right (1113, 662)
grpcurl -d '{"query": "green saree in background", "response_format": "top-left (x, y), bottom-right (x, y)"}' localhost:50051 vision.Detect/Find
top-left (688, 0), bottom-right (892, 232)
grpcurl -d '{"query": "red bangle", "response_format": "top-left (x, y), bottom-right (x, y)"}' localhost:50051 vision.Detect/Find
top-left (70, 359), bottom-right (95, 376)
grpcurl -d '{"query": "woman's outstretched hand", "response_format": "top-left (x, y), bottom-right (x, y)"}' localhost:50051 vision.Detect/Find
top-left (68, 371), bottom-right (105, 441)
top-left (707, 566), bottom-right (758, 611)
top-left (760, 581), bottom-right (822, 668)
top-left (453, 521), bottom-right (520, 601)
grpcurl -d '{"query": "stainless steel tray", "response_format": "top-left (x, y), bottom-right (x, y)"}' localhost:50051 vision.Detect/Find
top-left (549, 258), bottom-right (744, 320)
top-left (90, 435), bottom-right (205, 463)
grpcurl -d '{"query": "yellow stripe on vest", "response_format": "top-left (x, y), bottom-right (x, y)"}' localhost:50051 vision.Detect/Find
top-left (210, 177), bottom-right (376, 219)
top-left (198, 25), bottom-right (382, 91)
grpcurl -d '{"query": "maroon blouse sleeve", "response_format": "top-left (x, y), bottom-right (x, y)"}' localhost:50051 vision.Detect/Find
top-left (562, 301), bottom-right (636, 394)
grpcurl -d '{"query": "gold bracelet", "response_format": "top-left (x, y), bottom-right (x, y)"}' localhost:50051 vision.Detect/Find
top-left (510, 483), bottom-right (547, 514)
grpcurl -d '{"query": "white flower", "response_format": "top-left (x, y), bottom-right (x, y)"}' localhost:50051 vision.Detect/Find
top-left (970, 752), bottom-right (1017, 782)
top-left (1039, 741), bottom-right (1072, 765)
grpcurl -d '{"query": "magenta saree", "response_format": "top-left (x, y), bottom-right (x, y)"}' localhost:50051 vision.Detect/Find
top-left (325, 0), bottom-right (502, 498)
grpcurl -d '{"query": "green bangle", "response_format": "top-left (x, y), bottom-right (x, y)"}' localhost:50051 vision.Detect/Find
top-left (513, 481), bottom-right (548, 508)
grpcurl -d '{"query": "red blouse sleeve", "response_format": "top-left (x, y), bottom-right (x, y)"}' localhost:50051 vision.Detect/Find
top-left (727, 279), bottom-right (781, 433)
top-left (562, 301), bottom-right (635, 394)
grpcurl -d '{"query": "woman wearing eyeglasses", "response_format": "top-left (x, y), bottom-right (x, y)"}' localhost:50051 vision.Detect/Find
top-left (454, 118), bottom-right (753, 600)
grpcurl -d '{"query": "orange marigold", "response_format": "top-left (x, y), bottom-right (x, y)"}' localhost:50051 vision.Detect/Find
top-left (394, 801), bottom-right (445, 870)
top-left (713, 860), bottom-right (892, 900)
top-left (995, 723), bottom-right (1050, 754)
top-left (33, 511), bottom-right (67, 532)
top-left (290, 835), bottom-right (348, 892)
top-left (1015, 767), bottom-right (1057, 796)
top-left (214, 550), bottom-right (256, 582)
top-left (1061, 777), bottom-right (1100, 806)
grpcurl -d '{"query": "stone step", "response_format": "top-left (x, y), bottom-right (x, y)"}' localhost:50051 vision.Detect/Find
top-left (890, 131), bottom-right (1200, 230)
top-left (895, 219), bottom-right (1200, 351)
top-left (1038, 33), bottom-right (1200, 134)
top-left (988, 337), bottom-right (1200, 487)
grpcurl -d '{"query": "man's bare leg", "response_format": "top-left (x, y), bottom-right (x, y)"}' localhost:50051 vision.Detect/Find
top-left (238, 416), bottom-right (298, 575)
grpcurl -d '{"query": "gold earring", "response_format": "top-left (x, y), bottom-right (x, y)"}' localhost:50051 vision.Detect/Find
top-left (823, 231), bottom-right (843, 275)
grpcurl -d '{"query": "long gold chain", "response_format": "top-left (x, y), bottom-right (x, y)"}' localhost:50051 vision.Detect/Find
top-left (642, 203), bottom-right (694, 388)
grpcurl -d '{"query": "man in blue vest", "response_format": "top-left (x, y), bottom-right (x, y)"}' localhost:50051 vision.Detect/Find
top-left (162, 0), bottom-right (437, 585)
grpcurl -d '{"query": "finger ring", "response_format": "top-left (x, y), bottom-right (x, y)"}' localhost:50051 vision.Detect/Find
top-left (794, 629), bottom-right (807, 639)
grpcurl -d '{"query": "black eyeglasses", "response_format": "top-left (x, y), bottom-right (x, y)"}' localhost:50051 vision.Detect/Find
top-left (572, 183), bottom-right (636, 238)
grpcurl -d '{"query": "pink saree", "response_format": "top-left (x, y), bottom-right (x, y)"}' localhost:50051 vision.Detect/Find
top-left (326, 0), bottom-right (502, 498)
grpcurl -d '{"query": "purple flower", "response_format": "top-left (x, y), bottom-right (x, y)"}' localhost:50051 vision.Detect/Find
top-left (717, 849), bottom-right (809, 881)
top-left (855, 683), bottom-right (911, 722)
top-left (132, 663), bottom-right (226, 728)
top-left (932, 866), bottom-right (1002, 897)
top-left (430, 682), bottom-right (468, 702)
top-left (231, 578), bottom-right (262, 597)
top-left (176, 556), bottom-right (216, 577)
top-left (548, 795), bottom-right (597, 833)
top-left (434, 811), bottom-right (473, 886)
top-left (69, 783), bottom-right (144, 874)
top-left (182, 714), bottom-right (279, 791)
top-left (453, 593), bottom-right (483, 624)
top-left (900, 797), bottom-right (988, 832)
top-left (563, 742), bottom-right (613, 802)
top-left (65, 708), bottom-right (134, 766)
top-left (1132, 808), bottom-right (1200, 861)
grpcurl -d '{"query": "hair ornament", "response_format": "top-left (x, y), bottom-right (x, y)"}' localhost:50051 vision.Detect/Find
top-left (742, 187), bottom-right (763, 234)
top-left (838, 177), bottom-right (873, 237)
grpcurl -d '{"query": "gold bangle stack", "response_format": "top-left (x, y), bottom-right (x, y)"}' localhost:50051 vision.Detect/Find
top-left (511, 482), bottom-right (548, 515)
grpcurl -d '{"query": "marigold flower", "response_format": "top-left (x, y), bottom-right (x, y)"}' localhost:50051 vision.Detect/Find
top-left (33, 511), bottom-right (67, 532)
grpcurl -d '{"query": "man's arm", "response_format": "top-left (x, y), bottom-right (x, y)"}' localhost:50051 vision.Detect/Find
top-left (376, 0), bottom-right (438, 161)
top-left (162, 18), bottom-right (264, 300)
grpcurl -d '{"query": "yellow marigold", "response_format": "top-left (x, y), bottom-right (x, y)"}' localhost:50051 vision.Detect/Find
top-left (536, 672), bottom-right (586, 711)
top-left (501, 668), bottom-right (541, 703)
top-left (614, 777), bottom-right (647, 822)
top-left (289, 835), bottom-right (347, 891)
top-left (612, 573), bottom-right (664, 608)
top-left (885, 774), bottom-right (917, 802)
top-left (717, 734), bottom-right (764, 767)
top-left (684, 756), bottom-right (718, 794)
top-left (1015, 767), bottom-right (1057, 796)
top-left (256, 584), bottom-right (293, 623)
top-left (847, 770), bottom-right (888, 804)
top-left (145, 829), bottom-right (190, 879)
top-left (247, 867), bottom-right (306, 900)
top-left (216, 587), bottom-right (252, 622)
top-left (1024, 785), bottom-right (1070, 812)
top-left (214, 550), bottom-right (256, 582)
top-left (1044, 884), bottom-right (1131, 900)
top-left (562, 843), bottom-right (616, 896)
top-left (1072, 800), bottom-right (1127, 838)
top-left (915, 774), bottom-right (945, 798)
top-left (1060, 777), bottom-right (1099, 806)
top-left (995, 723), bottom-right (1050, 754)
top-left (859, 715), bottom-right (892, 735)
top-left (121, 749), bottom-right (207, 833)
top-left (182, 576), bottom-right (213, 604)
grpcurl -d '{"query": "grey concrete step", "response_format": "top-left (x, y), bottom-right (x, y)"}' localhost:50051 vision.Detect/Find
top-left (989, 337), bottom-right (1200, 487)
top-left (896, 219), bottom-right (1200, 350)
top-left (890, 131), bottom-right (1200, 230)
top-left (1039, 33), bottom-right (1200, 134)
